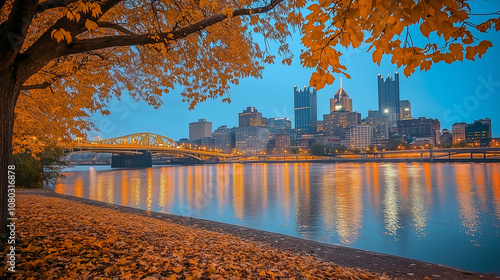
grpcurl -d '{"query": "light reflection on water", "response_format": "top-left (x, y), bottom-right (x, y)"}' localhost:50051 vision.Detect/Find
top-left (53, 162), bottom-right (500, 274)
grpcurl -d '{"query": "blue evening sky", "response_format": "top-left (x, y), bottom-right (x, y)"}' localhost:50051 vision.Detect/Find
top-left (92, 2), bottom-right (500, 141)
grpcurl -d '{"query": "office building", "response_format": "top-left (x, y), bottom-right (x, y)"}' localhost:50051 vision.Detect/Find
top-left (397, 117), bottom-right (441, 147)
top-left (323, 111), bottom-right (361, 139)
top-left (400, 100), bottom-right (412, 120)
top-left (189, 119), bottom-right (212, 141)
top-left (465, 118), bottom-right (491, 147)
top-left (452, 122), bottom-right (467, 144)
top-left (234, 126), bottom-right (270, 154)
top-left (440, 129), bottom-right (453, 148)
top-left (239, 106), bottom-right (267, 127)
top-left (213, 125), bottom-right (233, 153)
top-left (346, 125), bottom-right (373, 150)
top-left (268, 117), bottom-right (292, 134)
top-left (362, 110), bottom-right (389, 139)
top-left (268, 134), bottom-right (291, 153)
top-left (294, 86), bottom-right (317, 134)
top-left (316, 120), bottom-right (324, 133)
top-left (378, 72), bottom-right (400, 127)
top-left (330, 78), bottom-right (352, 112)
top-left (192, 137), bottom-right (215, 149)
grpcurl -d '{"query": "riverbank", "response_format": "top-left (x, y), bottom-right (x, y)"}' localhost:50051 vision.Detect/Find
top-left (2, 190), bottom-right (497, 279)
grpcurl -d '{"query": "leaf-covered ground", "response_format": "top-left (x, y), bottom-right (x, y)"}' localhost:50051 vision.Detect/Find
top-left (1, 195), bottom-right (392, 279)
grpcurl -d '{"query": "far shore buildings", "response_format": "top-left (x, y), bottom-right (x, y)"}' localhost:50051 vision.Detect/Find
top-left (185, 76), bottom-right (495, 154)
top-left (452, 118), bottom-right (491, 146)
top-left (378, 72), bottom-right (400, 128)
top-left (399, 100), bottom-right (412, 120)
top-left (239, 106), bottom-right (267, 127)
top-left (294, 86), bottom-right (317, 135)
top-left (347, 124), bottom-right (374, 150)
top-left (235, 126), bottom-right (270, 154)
top-left (330, 78), bottom-right (353, 113)
top-left (452, 122), bottom-right (466, 144)
top-left (397, 117), bottom-right (441, 147)
top-left (465, 118), bottom-right (492, 147)
top-left (189, 119), bottom-right (212, 141)
top-left (213, 125), bottom-right (233, 153)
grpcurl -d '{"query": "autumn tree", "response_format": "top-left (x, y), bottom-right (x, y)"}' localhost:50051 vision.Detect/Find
top-left (0, 0), bottom-right (499, 238)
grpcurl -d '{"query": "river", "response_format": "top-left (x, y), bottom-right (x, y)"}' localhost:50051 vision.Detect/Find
top-left (52, 162), bottom-right (500, 274)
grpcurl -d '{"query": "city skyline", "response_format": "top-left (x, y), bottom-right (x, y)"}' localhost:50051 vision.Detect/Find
top-left (92, 64), bottom-right (500, 141)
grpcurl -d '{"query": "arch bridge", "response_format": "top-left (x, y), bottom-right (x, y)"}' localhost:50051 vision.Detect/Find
top-left (65, 132), bottom-right (233, 167)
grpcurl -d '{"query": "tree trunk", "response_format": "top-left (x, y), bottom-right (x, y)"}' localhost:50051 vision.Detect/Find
top-left (0, 68), bottom-right (19, 240)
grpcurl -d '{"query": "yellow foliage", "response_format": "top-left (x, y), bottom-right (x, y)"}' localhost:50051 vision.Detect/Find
top-left (299, 0), bottom-right (498, 87)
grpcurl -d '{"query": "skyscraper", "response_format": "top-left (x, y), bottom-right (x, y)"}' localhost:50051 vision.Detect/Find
top-left (362, 110), bottom-right (389, 139)
top-left (378, 72), bottom-right (400, 127)
top-left (239, 106), bottom-right (266, 127)
top-left (330, 78), bottom-right (352, 112)
top-left (294, 86), bottom-right (317, 135)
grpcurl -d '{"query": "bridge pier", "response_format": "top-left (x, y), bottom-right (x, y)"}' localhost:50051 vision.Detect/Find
top-left (111, 151), bottom-right (152, 168)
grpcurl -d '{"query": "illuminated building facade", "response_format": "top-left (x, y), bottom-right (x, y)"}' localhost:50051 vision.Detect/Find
top-left (294, 86), bottom-right (317, 135)
top-left (239, 106), bottom-right (267, 127)
top-left (330, 78), bottom-right (352, 112)
top-left (452, 122), bottom-right (467, 144)
top-left (346, 125), bottom-right (374, 150)
top-left (378, 72), bottom-right (400, 127)
top-left (189, 119), bottom-right (212, 141)
top-left (465, 118), bottom-right (492, 147)
top-left (213, 125), bottom-right (233, 153)
top-left (397, 117), bottom-right (441, 147)
top-left (399, 100), bottom-right (412, 120)
top-left (323, 111), bottom-right (361, 139)
top-left (268, 117), bottom-right (292, 134)
top-left (234, 126), bottom-right (270, 154)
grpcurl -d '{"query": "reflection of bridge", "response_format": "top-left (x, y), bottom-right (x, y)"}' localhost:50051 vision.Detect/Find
top-left (65, 133), bottom-right (233, 167)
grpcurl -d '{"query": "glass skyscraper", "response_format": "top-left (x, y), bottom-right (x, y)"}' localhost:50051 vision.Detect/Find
top-left (378, 72), bottom-right (400, 127)
top-left (294, 86), bottom-right (317, 135)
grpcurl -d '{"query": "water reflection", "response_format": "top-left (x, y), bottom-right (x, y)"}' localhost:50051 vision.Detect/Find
top-left (54, 162), bottom-right (500, 274)
top-left (455, 164), bottom-right (480, 239)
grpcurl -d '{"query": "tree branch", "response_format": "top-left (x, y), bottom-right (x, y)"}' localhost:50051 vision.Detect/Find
top-left (97, 22), bottom-right (136, 35)
top-left (0, 0), bottom-right (39, 66)
top-left (20, 82), bottom-right (51, 90)
top-left (16, 0), bottom-right (123, 83)
top-left (61, 0), bottom-right (284, 56)
top-left (36, 0), bottom-right (79, 14)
